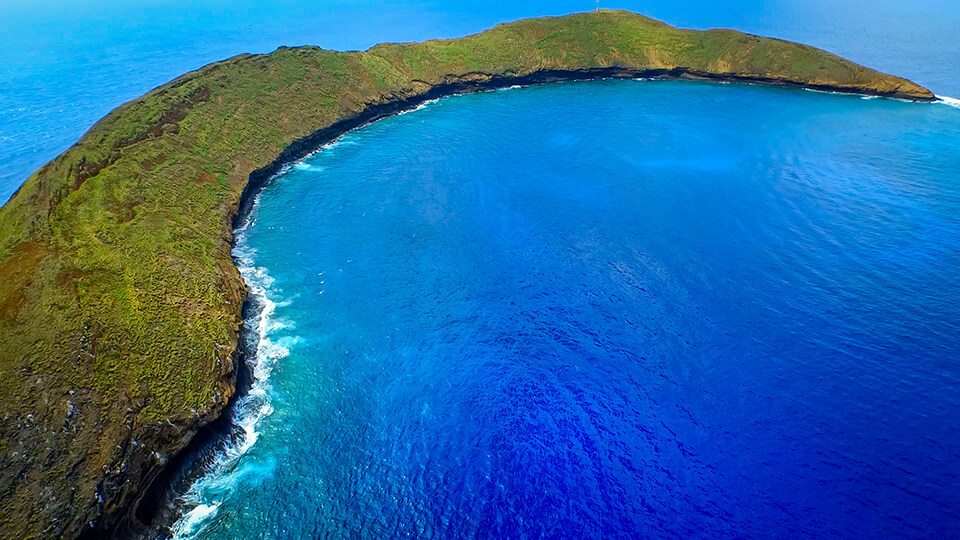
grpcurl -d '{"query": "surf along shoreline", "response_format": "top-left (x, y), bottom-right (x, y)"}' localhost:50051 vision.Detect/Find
top-left (132, 66), bottom-right (935, 537)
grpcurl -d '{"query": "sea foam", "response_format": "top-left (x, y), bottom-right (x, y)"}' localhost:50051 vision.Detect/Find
top-left (937, 95), bottom-right (960, 109)
top-left (168, 213), bottom-right (291, 539)
top-left (398, 98), bottom-right (441, 116)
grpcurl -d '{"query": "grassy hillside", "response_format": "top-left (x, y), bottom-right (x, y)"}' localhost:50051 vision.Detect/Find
top-left (0, 10), bottom-right (933, 537)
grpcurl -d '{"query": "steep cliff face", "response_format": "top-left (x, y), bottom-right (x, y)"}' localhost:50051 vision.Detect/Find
top-left (0, 10), bottom-right (934, 538)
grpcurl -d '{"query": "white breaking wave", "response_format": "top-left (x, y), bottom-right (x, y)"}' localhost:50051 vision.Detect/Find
top-left (293, 162), bottom-right (324, 172)
top-left (802, 87), bottom-right (842, 96)
top-left (937, 96), bottom-right (960, 109)
top-left (170, 104), bottom-right (418, 540)
top-left (398, 97), bottom-right (441, 116)
top-left (267, 135), bottom-right (357, 181)
top-left (168, 217), bottom-right (293, 539)
top-left (172, 503), bottom-right (219, 539)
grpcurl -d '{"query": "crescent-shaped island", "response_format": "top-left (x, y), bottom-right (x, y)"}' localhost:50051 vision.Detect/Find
top-left (0, 9), bottom-right (935, 538)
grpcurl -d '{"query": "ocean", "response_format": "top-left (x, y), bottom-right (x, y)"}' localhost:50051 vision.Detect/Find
top-left (3, 1), bottom-right (960, 538)
top-left (174, 80), bottom-right (960, 537)
top-left (1, 0), bottom-right (959, 202)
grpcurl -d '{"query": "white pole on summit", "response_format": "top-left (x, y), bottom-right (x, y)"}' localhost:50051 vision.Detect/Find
top-left (596, 0), bottom-right (600, 11)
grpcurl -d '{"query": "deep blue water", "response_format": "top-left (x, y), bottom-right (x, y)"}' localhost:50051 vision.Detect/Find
top-left (2, 0), bottom-right (960, 202)
top-left (171, 81), bottom-right (960, 538)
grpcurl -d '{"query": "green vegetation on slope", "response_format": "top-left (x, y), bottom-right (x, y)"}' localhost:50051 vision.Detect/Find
top-left (0, 10), bottom-right (933, 537)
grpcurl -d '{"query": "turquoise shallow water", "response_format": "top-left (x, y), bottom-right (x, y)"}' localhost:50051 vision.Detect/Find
top-left (170, 80), bottom-right (960, 538)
